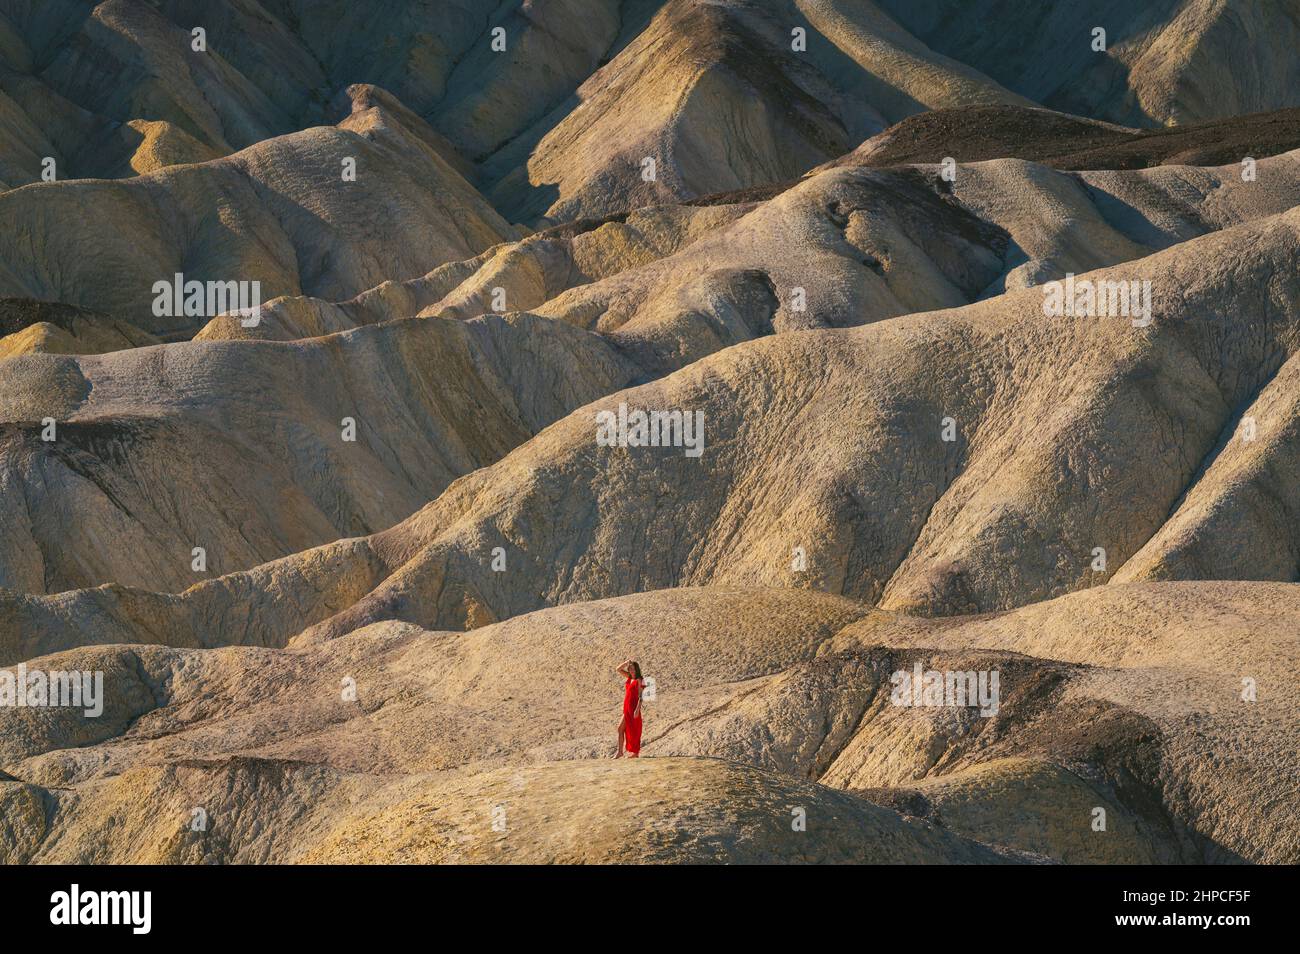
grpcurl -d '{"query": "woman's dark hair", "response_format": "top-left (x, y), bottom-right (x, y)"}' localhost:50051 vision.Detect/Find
top-left (627, 661), bottom-right (642, 681)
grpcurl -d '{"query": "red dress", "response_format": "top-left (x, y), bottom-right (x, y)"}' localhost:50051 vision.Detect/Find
top-left (622, 678), bottom-right (642, 754)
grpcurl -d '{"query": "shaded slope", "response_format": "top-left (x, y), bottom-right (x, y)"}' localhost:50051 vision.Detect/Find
top-left (1, 583), bottom-right (1292, 863)
top-left (0, 0), bottom-right (290, 185)
top-left (0, 86), bottom-right (518, 336)
top-left (1114, 350), bottom-right (1300, 584)
top-left (280, 205), bottom-right (1300, 635)
top-left (835, 581), bottom-right (1300, 863)
top-left (200, 148), bottom-right (1300, 369)
top-left (7, 205), bottom-right (1300, 655)
top-left (831, 104), bottom-right (1300, 172)
top-left (0, 297), bottom-right (158, 358)
top-left (0, 312), bottom-right (637, 595)
top-left (483, 0), bottom-right (1029, 224)
top-left (877, 0), bottom-right (1300, 127)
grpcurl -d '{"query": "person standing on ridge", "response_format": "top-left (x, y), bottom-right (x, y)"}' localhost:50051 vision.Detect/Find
top-left (613, 660), bottom-right (643, 758)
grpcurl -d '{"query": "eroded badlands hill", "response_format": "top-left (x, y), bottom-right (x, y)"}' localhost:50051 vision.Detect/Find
top-left (8, 148), bottom-right (1297, 598)
top-left (876, 0), bottom-right (1300, 127)
top-left (1, 584), bottom-right (1293, 863)
top-left (0, 312), bottom-right (636, 594)
top-left (11, 200), bottom-right (1297, 657)
top-left (0, 86), bottom-right (517, 336)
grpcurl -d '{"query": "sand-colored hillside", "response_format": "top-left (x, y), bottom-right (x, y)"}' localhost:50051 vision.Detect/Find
top-left (1, 583), bottom-right (1292, 863)
top-left (0, 312), bottom-right (635, 595)
top-left (8, 203), bottom-right (1300, 654)
top-left (0, 86), bottom-right (517, 335)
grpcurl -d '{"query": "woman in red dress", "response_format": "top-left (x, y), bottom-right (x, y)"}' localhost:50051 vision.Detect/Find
top-left (614, 660), bottom-right (643, 758)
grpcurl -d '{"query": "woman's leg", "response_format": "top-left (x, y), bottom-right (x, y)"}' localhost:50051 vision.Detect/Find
top-left (625, 717), bottom-right (641, 758)
top-left (613, 716), bottom-right (626, 758)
